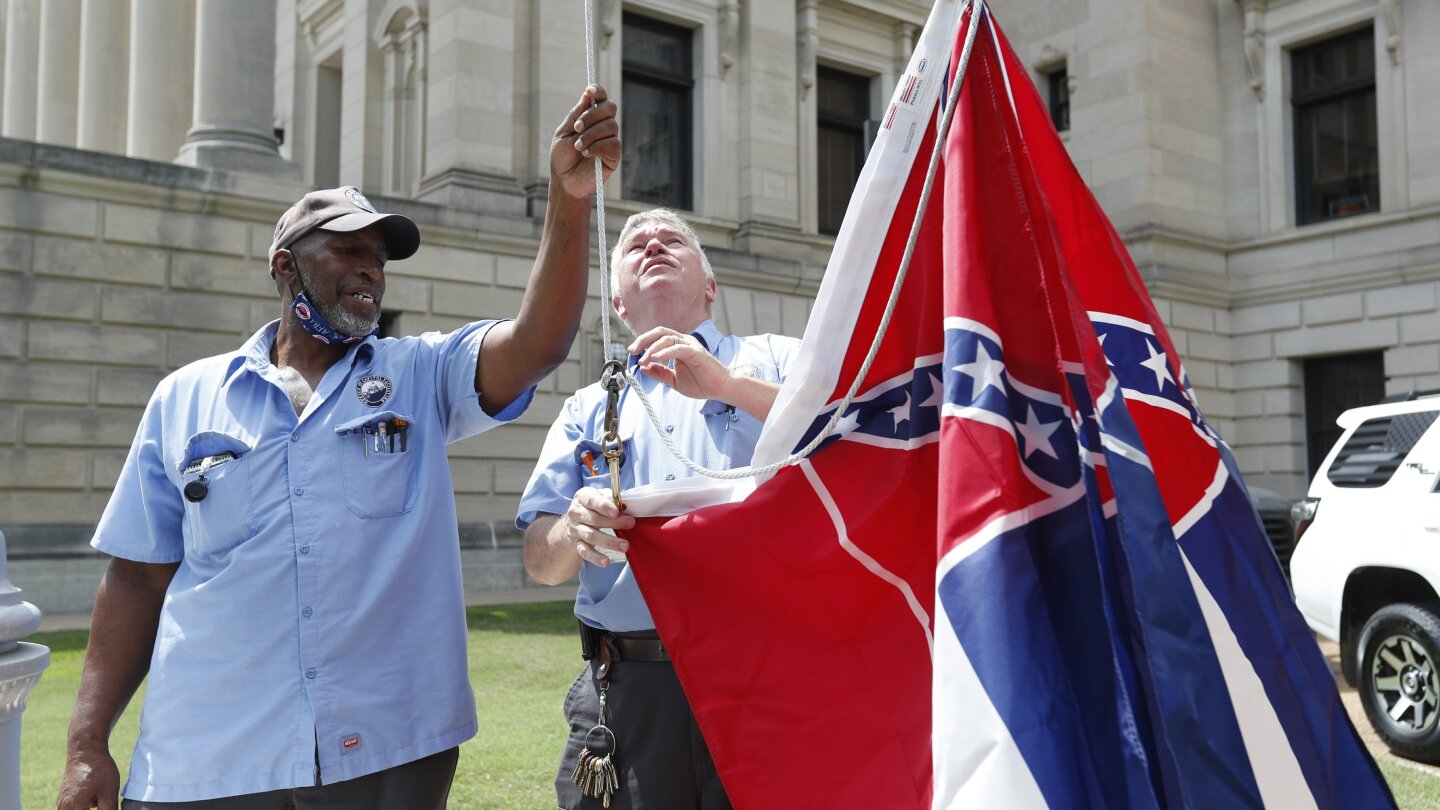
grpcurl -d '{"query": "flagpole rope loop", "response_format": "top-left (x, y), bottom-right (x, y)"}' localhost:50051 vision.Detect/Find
top-left (609, 0), bottom-right (985, 483)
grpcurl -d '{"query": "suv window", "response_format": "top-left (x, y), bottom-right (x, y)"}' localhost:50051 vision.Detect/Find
top-left (1326, 411), bottom-right (1439, 487)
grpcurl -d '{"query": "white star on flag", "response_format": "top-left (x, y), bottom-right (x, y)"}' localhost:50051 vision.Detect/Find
top-left (1139, 340), bottom-right (1174, 391)
top-left (1015, 405), bottom-right (1060, 460)
top-left (888, 391), bottom-right (912, 429)
top-left (954, 344), bottom-right (1005, 403)
top-left (918, 372), bottom-right (944, 409)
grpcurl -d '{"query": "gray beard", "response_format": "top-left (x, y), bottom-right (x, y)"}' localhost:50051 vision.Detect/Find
top-left (297, 265), bottom-right (379, 337)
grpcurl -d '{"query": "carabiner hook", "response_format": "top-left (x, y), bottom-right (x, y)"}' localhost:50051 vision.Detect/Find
top-left (599, 359), bottom-right (627, 507)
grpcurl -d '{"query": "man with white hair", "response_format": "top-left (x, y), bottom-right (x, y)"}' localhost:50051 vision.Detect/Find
top-left (518, 208), bottom-right (800, 808)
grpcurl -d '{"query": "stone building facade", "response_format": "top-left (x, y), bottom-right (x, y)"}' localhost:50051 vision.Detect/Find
top-left (0, 0), bottom-right (1435, 611)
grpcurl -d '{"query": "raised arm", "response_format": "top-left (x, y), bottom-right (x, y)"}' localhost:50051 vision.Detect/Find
top-left (477, 85), bottom-right (621, 414)
top-left (57, 558), bottom-right (179, 810)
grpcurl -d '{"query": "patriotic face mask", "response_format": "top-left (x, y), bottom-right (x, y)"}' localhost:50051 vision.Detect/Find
top-left (289, 282), bottom-right (377, 345)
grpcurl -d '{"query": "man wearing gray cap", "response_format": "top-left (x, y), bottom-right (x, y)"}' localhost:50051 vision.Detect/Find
top-left (56, 86), bottom-right (619, 810)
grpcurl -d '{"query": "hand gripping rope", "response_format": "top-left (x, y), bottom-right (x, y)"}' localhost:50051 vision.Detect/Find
top-left (582, 0), bottom-right (984, 496)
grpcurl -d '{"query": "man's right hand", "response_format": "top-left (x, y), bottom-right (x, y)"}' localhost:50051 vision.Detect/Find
top-left (562, 487), bottom-right (636, 568)
top-left (56, 748), bottom-right (120, 810)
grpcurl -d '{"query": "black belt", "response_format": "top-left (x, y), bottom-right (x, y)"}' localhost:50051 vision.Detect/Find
top-left (602, 632), bottom-right (669, 662)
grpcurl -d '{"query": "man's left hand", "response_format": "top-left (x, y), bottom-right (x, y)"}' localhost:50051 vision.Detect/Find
top-left (550, 85), bottom-right (620, 200)
top-left (630, 327), bottom-right (732, 402)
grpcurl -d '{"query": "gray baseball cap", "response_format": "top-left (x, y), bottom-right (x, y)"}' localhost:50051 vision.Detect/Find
top-left (268, 186), bottom-right (420, 260)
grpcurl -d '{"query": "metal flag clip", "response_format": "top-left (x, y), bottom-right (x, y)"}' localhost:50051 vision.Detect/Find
top-left (599, 359), bottom-right (627, 507)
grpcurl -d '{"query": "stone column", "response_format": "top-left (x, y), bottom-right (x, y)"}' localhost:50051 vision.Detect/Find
top-left (77, 0), bottom-right (131, 154)
top-left (2, 0), bottom-right (41, 140)
top-left (418, 0), bottom-right (524, 215)
top-left (177, 0), bottom-right (291, 174)
top-left (0, 530), bottom-right (49, 810)
top-left (732, 0), bottom-right (804, 256)
top-left (127, 0), bottom-right (195, 162)
top-left (36, 0), bottom-right (82, 146)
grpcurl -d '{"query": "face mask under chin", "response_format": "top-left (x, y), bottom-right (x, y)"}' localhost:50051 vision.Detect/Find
top-left (289, 259), bottom-right (379, 345)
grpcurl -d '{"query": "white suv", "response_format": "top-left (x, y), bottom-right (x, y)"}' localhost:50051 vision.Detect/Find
top-left (1290, 396), bottom-right (1440, 762)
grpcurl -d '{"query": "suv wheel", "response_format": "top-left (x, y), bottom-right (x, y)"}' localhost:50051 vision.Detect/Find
top-left (1359, 603), bottom-right (1440, 762)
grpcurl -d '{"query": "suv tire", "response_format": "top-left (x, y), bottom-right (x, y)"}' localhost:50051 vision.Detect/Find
top-left (1359, 602), bottom-right (1440, 762)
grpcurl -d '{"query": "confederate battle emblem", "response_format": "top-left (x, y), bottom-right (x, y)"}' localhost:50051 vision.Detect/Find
top-left (356, 375), bottom-right (393, 407)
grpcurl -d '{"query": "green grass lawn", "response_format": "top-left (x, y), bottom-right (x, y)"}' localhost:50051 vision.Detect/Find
top-left (22, 601), bottom-right (579, 810)
top-left (20, 600), bottom-right (1440, 808)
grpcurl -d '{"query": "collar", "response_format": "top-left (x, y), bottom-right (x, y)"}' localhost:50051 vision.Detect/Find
top-left (625, 319), bottom-right (724, 369)
top-left (224, 320), bottom-right (378, 388)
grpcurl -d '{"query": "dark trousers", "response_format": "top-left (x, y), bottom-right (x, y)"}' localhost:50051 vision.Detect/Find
top-left (556, 654), bottom-right (731, 810)
top-left (121, 746), bottom-right (458, 810)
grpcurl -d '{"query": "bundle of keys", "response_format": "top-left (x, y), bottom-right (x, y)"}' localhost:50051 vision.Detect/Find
top-left (571, 746), bottom-right (619, 807)
top-left (570, 684), bottom-right (619, 807)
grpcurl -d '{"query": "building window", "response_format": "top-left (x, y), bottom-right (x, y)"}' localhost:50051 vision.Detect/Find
top-left (1304, 352), bottom-right (1385, 479)
top-left (816, 67), bottom-right (870, 236)
top-left (314, 54), bottom-right (343, 188)
top-left (622, 14), bottom-right (693, 210)
top-left (1045, 65), bottom-right (1070, 133)
top-left (1292, 28), bottom-right (1378, 226)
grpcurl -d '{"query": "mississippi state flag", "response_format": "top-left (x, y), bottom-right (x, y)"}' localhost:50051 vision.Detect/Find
top-left (618, 1), bottom-right (1394, 807)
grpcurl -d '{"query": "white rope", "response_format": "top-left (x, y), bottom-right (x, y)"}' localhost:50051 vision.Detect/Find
top-left (583, 0), bottom-right (614, 359)
top-left (616, 0), bottom-right (985, 481)
top-left (581, 0), bottom-right (983, 481)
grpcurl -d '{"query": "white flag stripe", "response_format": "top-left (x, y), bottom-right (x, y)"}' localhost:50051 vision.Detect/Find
top-left (800, 459), bottom-right (934, 653)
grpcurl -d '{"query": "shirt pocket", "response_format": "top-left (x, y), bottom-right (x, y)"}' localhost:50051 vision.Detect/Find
top-left (334, 411), bottom-right (419, 518)
top-left (177, 432), bottom-right (256, 558)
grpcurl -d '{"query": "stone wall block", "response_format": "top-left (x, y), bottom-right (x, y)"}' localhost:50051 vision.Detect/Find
top-left (1184, 332), bottom-right (1228, 362)
top-left (0, 448), bottom-right (88, 488)
top-left (1386, 345), bottom-right (1440, 377)
top-left (0, 361), bottom-right (91, 404)
top-left (95, 367), bottom-right (165, 406)
top-left (89, 446), bottom-right (128, 484)
top-left (22, 406), bottom-right (141, 447)
top-left (170, 252), bottom-right (274, 296)
top-left (1401, 313), bottom-right (1440, 345)
top-left (1301, 294), bottom-right (1363, 326)
top-left (1274, 319), bottom-right (1398, 358)
top-left (104, 204), bottom-right (249, 256)
top-left (378, 277), bottom-right (430, 314)
top-left (1169, 301), bottom-right (1214, 332)
top-left (0, 321), bottom-right (19, 359)
top-left (102, 287), bottom-right (250, 333)
top-left (1231, 333), bottom-right (1273, 362)
top-left (0, 189), bottom-right (98, 238)
top-left (165, 331), bottom-right (243, 369)
top-left (1232, 301), bottom-right (1301, 335)
top-left (0, 273), bottom-right (98, 320)
top-left (447, 458), bottom-right (494, 495)
top-left (28, 322), bottom-right (163, 366)
top-left (33, 236), bottom-right (166, 286)
top-left (1233, 359), bottom-right (1299, 390)
top-left (492, 460), bottom-right (535, 495)
top-left (1366, 283), bottom-right (1437, 319)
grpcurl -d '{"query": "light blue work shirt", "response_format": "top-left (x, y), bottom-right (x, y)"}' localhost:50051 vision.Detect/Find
top-left (92, 319), bottom-right (532, 803)
top-left (517, 320), bottom-right (799, 632)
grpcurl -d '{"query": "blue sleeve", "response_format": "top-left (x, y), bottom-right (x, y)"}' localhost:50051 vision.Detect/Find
top-left (91, 389), bottom-right (186, 564)
top-left (427, 319), bottom-right (535, 443)
top-left (769, 334), bottom-right (803, 381)
top-left (516, 395), bottom-right (589, 530)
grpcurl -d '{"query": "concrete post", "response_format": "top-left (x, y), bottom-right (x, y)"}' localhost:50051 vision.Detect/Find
top-left (77, 0), bottom-right (131, 154)
top-left (177, 0), bottom-right (292, 174)
top-left (2, 0), bottom-right (41, 140)
top-left (0, 530), bottom-right (50, 810)
top-left (127, 0), bottom-right (195, 162)
top-left (36, 0), bottom-right (82, 146)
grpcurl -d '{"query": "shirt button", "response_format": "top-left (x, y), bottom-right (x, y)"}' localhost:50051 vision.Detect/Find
top-left (302, 607), bottom-right (313, 618)
top-left (665, 424), bottom-right (674, 433)
top-left (300, 545), bottom-right (310, 555)
top-left (305, 669), bottom-right (316, 680)
top-left (290, 433), bottom-right (299, 442)
top-left (294, 487), bottom-right (304, 496)
top-left (665, 473), bottom-right (676, 481)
